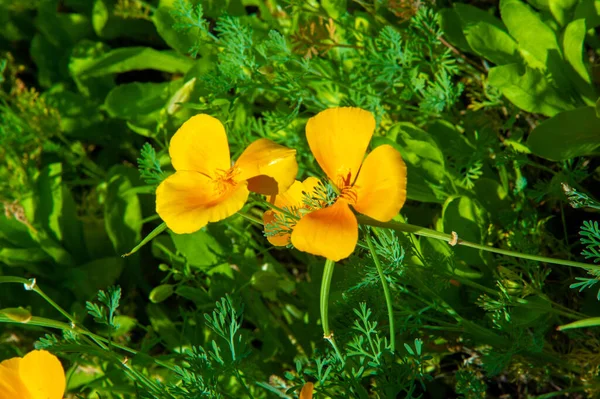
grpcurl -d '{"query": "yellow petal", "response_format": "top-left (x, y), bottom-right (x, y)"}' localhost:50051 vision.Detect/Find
top-left (291, 199), bottom-right (358, 261)
top-left (235, 139), bottom-right (298, 196)
top-left (19, 350), bottom-right (65, 399)
top-left (0, 357), bottom-right (32, 399)
top-left (306, 107), bottom-right (375, 188)
top-left (353, 144), bottom-right (407, 221)
top-left (169, 114), bottom-right (231, 177)
top-left (300, 382), bottom-right (314, 399)
top-left (156, 171), bottom-right (249, 234)
top-left (263, 177), bottom-right (322, 247)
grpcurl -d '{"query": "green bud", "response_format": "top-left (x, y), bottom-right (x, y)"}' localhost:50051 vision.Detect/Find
top-left (149, 284), bottom-right (174, 303)
top-left (1, 307), bottom-right (32, 323)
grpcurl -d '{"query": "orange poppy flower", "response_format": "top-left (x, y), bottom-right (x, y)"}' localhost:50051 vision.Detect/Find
top-left (263, 177), bottom-right (321, 246)
top-left (157, 114), bottom-right (298, 234)
top-left (299, 382), bottom-right (314, 399)
top-left (290, 107), bottom-right (407, 261)
top-left (0, 350), bottom-right (66, 399)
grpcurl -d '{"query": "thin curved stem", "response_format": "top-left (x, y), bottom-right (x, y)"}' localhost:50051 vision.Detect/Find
top-left (357, 216), bottom-right (600, 271)
top-left (365, 232), bottom-right (396, 352)
top-left (320, 259), bottom-right (345, 366)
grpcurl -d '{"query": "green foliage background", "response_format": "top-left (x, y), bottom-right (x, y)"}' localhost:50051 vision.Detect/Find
top-left (1, 0), bottom-right (600, 397)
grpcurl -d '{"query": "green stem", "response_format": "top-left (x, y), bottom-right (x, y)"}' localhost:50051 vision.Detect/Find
top-left (357, 216), bottom-right (600, 271)
top-left (365, 232), bottom-right (396, 352)
top-left (320, 259), bottom-right (345, 366)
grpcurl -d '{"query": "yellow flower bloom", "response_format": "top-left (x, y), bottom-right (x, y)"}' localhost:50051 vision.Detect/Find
top-left (290, 107), bottom-right (407, 261)
top-left (263, 177), bottom-right (321, 246)
top-left (0, 350), bottom-right (66, 399)
top-left (299, 382), bottom-right (314, 399)
top-left (156, 114), bottom-right (298, 234)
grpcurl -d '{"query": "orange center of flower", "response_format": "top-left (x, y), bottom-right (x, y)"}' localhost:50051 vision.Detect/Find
top-left (214, 167), bottom-right (240, 194)
top-left (339, 185), bottom-right (358, 204)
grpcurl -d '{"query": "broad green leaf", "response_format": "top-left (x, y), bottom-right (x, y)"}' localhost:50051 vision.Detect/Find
top-left (526, 106), bottom-right (600, 160)
top-left (0, 247), bottom-right (50, 269)
top-left (36, 163), bottom-right (64, 242)
top-left (92, 0), bottom-right (157, 40)
top-left (153, 5), bottom-right (197, 55)
top-left (321, 0), bottom-right (347, 18)
top-left (104, 166), bottom-right (142, 255)
top-left (30, 34), bottom-right (65, 88)
top-left (473, 178), bottom-right (510, 219)
top-left (0, 212), bottom-right (37, 248)
top-left (573, 0), bottom-right (600, 29)
top-left (549, 0), bottom-right (578, 26)
top-left (76, 47), bottom-right (194, 78)
top-left (374, 123), bottom-right (446, 203)
top-left (175, 286), bottom-right (211, 306)
top-left (104, 80), bottom-right (182, 121)
top-left (488, 63), bottom-right (574, 116)
top-left (454, 4), bottom-right (519, 65)
top-left (558, 317), bottom-right (600, 331)
top-left (147, 303), bottom-right (186, 349)
top-left (64, 257), bottom-right (125, 299)
top-left (170, 227), bottom-right (227, 269)
top-left (439, 8), bottom-right (473, 53)
top-left (69, 40), bottom-right (115, 99)
top-left (511, 295), bottom-right (552, 327)
top-left (562, 19), bottom-right (596, 104)
top-left (42, 85), bottom-right (104, 133)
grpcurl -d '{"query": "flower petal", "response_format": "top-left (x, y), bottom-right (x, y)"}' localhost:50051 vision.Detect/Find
top-left (19, 350), bottom-right (65, 399)
top-left (262, 177), bottom-right (321, 246)
top-left (0, 357), bottom-right (32, 399)
top-left (291, 199), bottom-right (358, 261)
top-left (300, 382), bottom-right (314, 399)
top-left (156, 171), bottom-right (249, 234)
top-left (235, 139), bottom-right (298, 196)
top-left (169, 114), bottom-right (231, 176)
top-left (306, 107), bottom-right (375, 187)
top-left (353, 144), bottom-right (407, 221)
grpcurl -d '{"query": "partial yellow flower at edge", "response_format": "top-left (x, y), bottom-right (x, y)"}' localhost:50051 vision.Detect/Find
top-left (290, 107), bottom-right (407, 261)
top-left (156, 114), bottom-right (299, 234)
top-left (263, 177), bottom-right (321, 246)
top-left (0, 350), bottom-right (66, 399)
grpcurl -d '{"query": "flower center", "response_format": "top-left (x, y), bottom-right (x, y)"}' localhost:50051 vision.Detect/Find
top-left (339, 185), bottom-right (358, 204)
top-left (214, 167), bottom-right (240, 194)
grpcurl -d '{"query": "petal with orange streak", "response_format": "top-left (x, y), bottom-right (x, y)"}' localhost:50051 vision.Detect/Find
top-left (0, 357), bottom-right (32, 399)
top-left (235, 139), bottom-right (298, 196)
top-left (305, 107), bottom-right (375, 188)
top-left (169, 114), bottom-right (231, 177)
top-left (156, 171), bottom-right (249, 234)
top-left (19, 350), bottom-right (65, 399)
top-left (291, 199), bottom-right (358, 261)
top-left (353, 144), bottom-right (407, 222)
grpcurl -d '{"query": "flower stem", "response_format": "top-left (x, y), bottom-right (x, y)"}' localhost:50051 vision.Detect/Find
top-left (365, 232), bottom-right (396, 352)
top-left (357, 216), bottom-right (600, 271)
top-left (320, 258), bottom-right (345, 366)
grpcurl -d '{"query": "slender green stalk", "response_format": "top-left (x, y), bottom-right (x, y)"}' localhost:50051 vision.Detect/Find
top-left (357, 216), bottom-right (600, 271)
top-left (320, 259), bottom-right (345, 365)
top-left (365, 232), bottom-right (396, 352)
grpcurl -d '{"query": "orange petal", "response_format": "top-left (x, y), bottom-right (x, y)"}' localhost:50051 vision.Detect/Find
top-left (19, 350), bottom-right (65, 399)
top-left (306, 107), bottom-right (375, 188)
top-left (263, 210), bottom-right (291, 246)
top-left (0, 357), bottom-right (32, 399)
top-left (235, 139), bottom-right (298, 196)
top-left (353, 144), bottom-right (407, 221)
top-left (156, 171), bottom-right (249, 234)
top-left (300, 382), bottom-right (314, 399)
top-left (291, 199), bottom-right (358, 261)
top-left (169, 114), bottom-right (231, 177)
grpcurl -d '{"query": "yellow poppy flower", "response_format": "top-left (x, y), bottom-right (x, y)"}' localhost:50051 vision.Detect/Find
top-left (263, 177), bottom-right (321, 246)
top-left (290, 107), bottom-right (407, 261)
top-left (156, 114), bottom-right (298, 234)
top-left (0, 350), bottom-right (66, 399)
top-left (299, 382), bottom-right (314, 399)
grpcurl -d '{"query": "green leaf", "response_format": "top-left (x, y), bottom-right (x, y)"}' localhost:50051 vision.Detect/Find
top-left (92, 0), bottom-right (157, 40)
top-left (0, 247), bottom-right (50, 269)
top-left (147, 303), bottom-right (186, 349)
top-left (557, 317), bottom-right (600, 331)
top-left (549, 0), bottom-right (578, 26)
top-left (562, 19), bottom-right (596, 104)
top-left (488, 63), bottom-right (574, 116)
top-left (374, 123), bottom-right (446, 203)
top-left (573, 0), bottom-right (600, 29)
top-left (104, 80), bottom-right (182, 121)
top-left (42, 85), bottom-right (104, 134)
top-left (439, 8), bottom-right (473, 53)
top-left (170, 227), bottom-right (227, 269)
top-left (64, 257), bottom-right (125, 299)
top-left (454, 4), bottom-right (519, 65)
top-left (153, 5), bottom-right (197, 55)
top-left (526, 106), bottom-right (600, 160)
top-left (69, 40), bottom-right (115, 99)
top-left (0, 307), bottom-right (32, 323)
top-left (76, 47), bottom-right (195, 78)
top-left (104, 166), bottom-right (142, 255)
